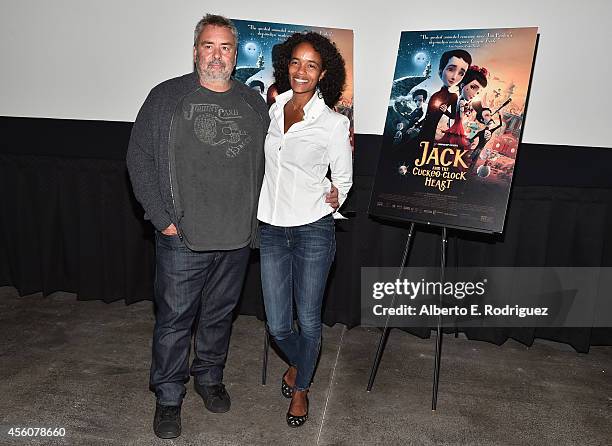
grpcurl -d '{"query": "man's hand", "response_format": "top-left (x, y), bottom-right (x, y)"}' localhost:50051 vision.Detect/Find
top-left (439, 104), bottom-right (448, 113)
top-left (162, 223), bottom-right (178, 236)
top-left (326, 184), bottom-right (339, 211)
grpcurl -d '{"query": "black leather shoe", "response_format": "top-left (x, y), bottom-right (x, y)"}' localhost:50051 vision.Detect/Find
top-left (153, 403), bottom-right (181, 439)
top-left (281, 369), bottom-right (294, 399)
top-left (286, 395), bottom-right (308, 428)
top-left (194, 382), bottom-right (231, 413)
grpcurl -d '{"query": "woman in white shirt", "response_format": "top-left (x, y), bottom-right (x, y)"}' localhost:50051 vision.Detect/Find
top-left (257, 32), bottom-right (353, 427)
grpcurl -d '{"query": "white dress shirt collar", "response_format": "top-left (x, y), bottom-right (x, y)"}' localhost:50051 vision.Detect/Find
top-left (273, 89), bottom-right (328, 123)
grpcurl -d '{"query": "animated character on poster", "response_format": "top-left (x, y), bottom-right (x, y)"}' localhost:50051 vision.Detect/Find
top-left (467, 98), bottom-right (511, 175)
top-left (437, 65), bottom-right (489, 152)
top-left (416, 49), bottom-right (471, 143)
top-left (393, 89), bottom-right (428, 144)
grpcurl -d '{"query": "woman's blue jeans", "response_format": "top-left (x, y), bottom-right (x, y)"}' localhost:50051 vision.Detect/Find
top-left (259, 214), bottom-right (336, 391)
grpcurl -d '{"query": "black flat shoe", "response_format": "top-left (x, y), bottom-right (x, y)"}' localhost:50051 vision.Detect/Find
top-left (281, 369), bottom-right (294, 399)
top-left (286, 395), bottom-right (308, 428)
top-left (153, 403), bottom-right (181, 439)
top-left (194, 382), bottom-right (231, 413)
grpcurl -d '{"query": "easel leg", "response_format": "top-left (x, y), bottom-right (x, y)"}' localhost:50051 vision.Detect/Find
top-left (262, 326), bottom-right (269, 385)
top-left (432, 227), bottom-right (448, 410)
top-left (367, 326), bottom-right (390, 391)
top-left (366, 222), bottom-right (416, 391)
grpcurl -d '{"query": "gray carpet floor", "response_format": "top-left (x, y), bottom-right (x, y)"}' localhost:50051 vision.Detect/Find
top-left (0, 287), bottom-right (610, 445)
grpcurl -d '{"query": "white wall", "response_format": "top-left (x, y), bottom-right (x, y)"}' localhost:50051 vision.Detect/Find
top-left (0, 0), bottom-right (609, 148)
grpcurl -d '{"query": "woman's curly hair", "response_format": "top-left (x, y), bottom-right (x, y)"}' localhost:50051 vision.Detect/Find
top-left (272, 32), bottom-right (346, 108)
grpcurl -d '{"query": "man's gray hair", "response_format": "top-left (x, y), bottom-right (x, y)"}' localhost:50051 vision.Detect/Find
top-left (193, 14), bottom-right (238, 46)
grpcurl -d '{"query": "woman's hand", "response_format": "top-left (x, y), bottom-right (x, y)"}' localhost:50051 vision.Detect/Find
top-left (325, 184), bottom-right (339, 210)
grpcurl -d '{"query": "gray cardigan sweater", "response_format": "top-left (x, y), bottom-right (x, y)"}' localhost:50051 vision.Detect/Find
top-left (126, 72), bottom-right (270, 248)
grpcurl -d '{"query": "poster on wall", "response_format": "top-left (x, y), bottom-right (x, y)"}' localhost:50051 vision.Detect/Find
top-left (369, 27), bottom-right (538, 233)
top-left (232, 18), bottom-right (354, 147)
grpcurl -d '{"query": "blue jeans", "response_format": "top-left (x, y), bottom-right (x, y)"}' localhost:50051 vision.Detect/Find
top-left (260, 214), bottom-right (336, 391)
top-left (150, 232), bottom-right (250, 406)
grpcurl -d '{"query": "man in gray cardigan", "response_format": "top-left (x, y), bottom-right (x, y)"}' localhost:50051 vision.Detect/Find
top-left (126, 14), bottom-right (270, 439)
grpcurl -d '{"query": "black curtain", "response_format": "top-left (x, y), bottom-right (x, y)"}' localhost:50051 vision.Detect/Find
top-left (1, 117), bottom-right (611, 352)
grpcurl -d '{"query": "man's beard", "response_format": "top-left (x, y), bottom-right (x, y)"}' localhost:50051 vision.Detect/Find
top-left (196, 56), bottom-right (232, 83)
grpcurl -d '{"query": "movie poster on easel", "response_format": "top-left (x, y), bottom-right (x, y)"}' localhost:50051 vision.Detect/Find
top-left (369, 28), bottom-right (538, 233)
top-left (231, 19), bottom-right (354, 147)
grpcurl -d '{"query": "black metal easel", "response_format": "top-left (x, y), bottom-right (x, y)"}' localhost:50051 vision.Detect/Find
top-left (262, 326), bottom-right (270, 385)
top-left (431, 227), bottom-right (448, 410)
top-left (366, 223), bottom-right (449, 411)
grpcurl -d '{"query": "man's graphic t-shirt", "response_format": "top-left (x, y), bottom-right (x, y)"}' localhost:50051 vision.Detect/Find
top-left (173, 84), bottom-right (263, 249)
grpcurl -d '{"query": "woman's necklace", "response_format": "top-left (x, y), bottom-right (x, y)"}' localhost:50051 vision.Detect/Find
top-left (288, 98), bottom-right (305, 117)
